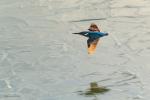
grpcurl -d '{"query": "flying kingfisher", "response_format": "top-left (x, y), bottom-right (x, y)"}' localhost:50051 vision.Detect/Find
top-left (73, 23), bottom-right (108, 54)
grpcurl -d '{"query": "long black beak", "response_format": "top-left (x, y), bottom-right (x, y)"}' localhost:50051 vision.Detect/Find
top-left (72, 33), bottom-right (80, 34)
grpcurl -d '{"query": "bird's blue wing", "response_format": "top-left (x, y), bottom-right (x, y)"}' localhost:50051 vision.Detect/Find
top-left (97, 32), bottom-right (108, 37)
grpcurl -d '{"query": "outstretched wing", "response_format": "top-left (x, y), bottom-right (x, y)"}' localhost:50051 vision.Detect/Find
top-left (88, 23), bottom-right (100, 32)
top-left (87, 38), bottom-right (100, 54)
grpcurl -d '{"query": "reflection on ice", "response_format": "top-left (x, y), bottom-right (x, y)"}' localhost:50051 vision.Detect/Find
top-left (78, 82), bottom-right (109, 96)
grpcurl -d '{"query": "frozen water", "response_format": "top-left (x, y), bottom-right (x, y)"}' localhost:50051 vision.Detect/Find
top-left (0, 0), bottom-right (150, 100)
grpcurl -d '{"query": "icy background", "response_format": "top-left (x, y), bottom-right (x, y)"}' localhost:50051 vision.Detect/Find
top-left (0, 0), bottom-right (150, 100)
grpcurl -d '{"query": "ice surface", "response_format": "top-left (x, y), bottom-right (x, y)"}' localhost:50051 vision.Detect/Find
top-left (0, 0), bottom-right (150, 100)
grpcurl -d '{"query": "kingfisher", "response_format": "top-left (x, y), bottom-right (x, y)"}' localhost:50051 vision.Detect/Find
top-left (72, 23), bottom-right (108, 54)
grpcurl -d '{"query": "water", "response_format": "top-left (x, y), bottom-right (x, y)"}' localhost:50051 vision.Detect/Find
top-left (0, 0), bottom-right (150, 100)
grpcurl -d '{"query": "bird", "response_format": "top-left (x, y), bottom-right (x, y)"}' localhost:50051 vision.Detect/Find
top-left (72, 23), bottom-right (108, 54)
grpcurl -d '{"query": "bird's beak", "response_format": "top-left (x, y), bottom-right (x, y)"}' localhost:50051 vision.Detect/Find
top-left (72, 33), bottom-right (79, 34)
